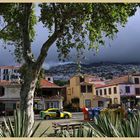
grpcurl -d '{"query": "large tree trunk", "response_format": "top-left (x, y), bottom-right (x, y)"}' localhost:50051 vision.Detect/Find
top-left (18, 4), bottom-right (64, 136)
top-left (20, 66), bottom-right (39, 136)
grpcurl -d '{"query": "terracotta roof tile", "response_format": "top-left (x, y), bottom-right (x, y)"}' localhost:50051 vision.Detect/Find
top-left (106, 75), bottom-right (129, 85)
top-left (0, 66), bottom-right (20, 69)
top-left (0, 80), bottom-right (20, 86)
top-left (80, 82), bottom-right (93, 85)
top-left (96, 75), bottom-right (130, 89)
top-left (132, 73), bottom-right (140, 76)
top-left (95, 84), bottom-right (106, 88)
top-left (40, 79), bottom-right (60, 88)
top-left (0, 79), bottom-right (60, 88)
top-left (0, 80), bottom-right (12, 86)
top-left (96, 84), bottom-right (118, 89)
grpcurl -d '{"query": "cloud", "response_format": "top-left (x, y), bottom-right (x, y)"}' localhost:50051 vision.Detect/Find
top-left (0, 8), bottom-right (140, 66)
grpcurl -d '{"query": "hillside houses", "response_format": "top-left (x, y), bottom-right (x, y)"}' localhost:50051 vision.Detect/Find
top-left (96, 74), bottom-right (140, 108)
top-left (1, 65), bottom-right (140, 115)
top-left (66, 74), bottom-right (140, 109)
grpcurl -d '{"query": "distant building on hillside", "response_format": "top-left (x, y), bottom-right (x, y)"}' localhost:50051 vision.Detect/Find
top-left (0, 65), bottom-right (53, 83)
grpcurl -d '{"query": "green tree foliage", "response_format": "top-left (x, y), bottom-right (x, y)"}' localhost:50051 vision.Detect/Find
top-left (0, 4), bottom-right (36, 62)
top-left (54, 80), bottom-right (68, 86)
top-left (0, 3), bottom-right (139, 62)
top-left (0, 110), bottom-right (49, 137)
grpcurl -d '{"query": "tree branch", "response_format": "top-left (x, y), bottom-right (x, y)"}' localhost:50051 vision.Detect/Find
top-left (0, 24), bottom-right (9, 32)
top-left (21, 3), bottom-right (34, 64)
top-left (35, 30), bottom-right (62, 70)
top-left (52, 3), bottom-right (57, 32)
top-left (35, 6), bottom-right (83, 71)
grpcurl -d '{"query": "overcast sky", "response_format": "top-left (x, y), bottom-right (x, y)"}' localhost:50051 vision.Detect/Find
top-left (0, 7), bottom-right (140, 69)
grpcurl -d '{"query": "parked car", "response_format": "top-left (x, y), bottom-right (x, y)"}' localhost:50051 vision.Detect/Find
top-left (40, 108), bottom-right (72, 120)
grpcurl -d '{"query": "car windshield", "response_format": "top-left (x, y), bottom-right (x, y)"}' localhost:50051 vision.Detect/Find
top-left (48, 110), bottom-right (58, 112)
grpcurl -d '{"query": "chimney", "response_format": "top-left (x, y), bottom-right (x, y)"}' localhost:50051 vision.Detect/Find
top-left (128, 74), bottom-right (133, 84)
top-left (45, 76), bottom-right (53, 83)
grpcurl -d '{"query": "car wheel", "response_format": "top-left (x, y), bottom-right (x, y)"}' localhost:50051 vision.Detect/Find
top-left (45, 115), bottom-right (50, 120)
top-left (64, 115), bottom-right (69, 119)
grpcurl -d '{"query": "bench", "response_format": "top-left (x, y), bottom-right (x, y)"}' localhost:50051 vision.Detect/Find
top-left (52, 121), bottom-right (83, 134)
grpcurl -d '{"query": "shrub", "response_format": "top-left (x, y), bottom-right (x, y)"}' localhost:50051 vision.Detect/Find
top-left (0, 109), bottom-right (49, 137)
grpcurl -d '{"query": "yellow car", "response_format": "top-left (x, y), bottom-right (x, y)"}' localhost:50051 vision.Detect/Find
top-left (40, 108), bottom-right (72, 120)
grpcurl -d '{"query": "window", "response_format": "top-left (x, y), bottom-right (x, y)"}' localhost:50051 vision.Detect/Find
top-left (108, 88), bottom-right (111, 94)
top-left (100, 89), bottom-right (102, 95)
top-left (11, 74), bottom-right (15, 79)
top-left (87, 85), bottom-right (92, 93)
top-left (3, 75), bottom-right (9, 80)
top-left (7, 76), bottom-right (9, 80)
top-left (85, 99), bottom-right (91, 108)
top-left (11, 74), bottom-right (18, 80)
top-left (53, 102), bottom-right (59, 108)
top-left (81, 85), bottom-right (86, 93)
top-left (3, 69), bottom-right (8, 74)
top-left (134, 78), bottom-right (139, 84)
top-left (14, 69), bottom-right (17, 73)
top-left (104, 89), bottom-right (107, 95)
top-left (96, 90), bottom-right (98, 96)
top-left (135, 88), bottom-right (140, 95)
top-left (125, 86), bottom-right (130, 93)
top-left (114, 87), bottom-right (117, 94)
top-left (50, 102), bottom-right (54, 108)
top-left (48, 109), bottom-right (57, 112)
top-left (48, 78), bottom-right (51, 81)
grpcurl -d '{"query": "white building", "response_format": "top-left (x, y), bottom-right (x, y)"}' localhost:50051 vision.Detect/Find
top-left (0, 78), bottom-right (64, 115)
top-left (0, 66), bottom-right (20, 81)
top-left (0, 81), bottom-right (21, 115)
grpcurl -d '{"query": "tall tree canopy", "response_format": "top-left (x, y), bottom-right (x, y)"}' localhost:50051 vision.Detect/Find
top-left (0, 3), bottom-right (139, 135)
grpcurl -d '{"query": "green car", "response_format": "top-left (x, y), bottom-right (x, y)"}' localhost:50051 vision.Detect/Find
top-left (40, 108), bottom-right (72, 120)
